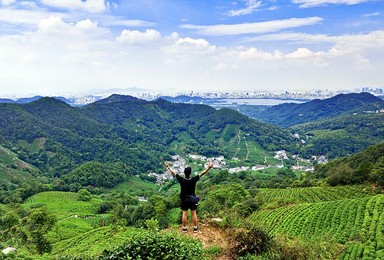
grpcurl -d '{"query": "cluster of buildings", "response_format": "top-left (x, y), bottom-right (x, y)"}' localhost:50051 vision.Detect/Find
top-left (46, 87), bottom-right (383, 105)
top-left (134, 87), bottom-right (384, 101)
top-left (148, 151), bottom-right (328, 185)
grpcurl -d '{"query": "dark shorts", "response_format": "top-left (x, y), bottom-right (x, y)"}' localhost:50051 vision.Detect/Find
top-left (180, 199), bottom-right (198, 211)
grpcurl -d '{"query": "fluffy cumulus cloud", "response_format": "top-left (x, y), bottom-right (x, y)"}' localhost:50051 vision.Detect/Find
top-left (116, 29), bottom-right (161, 44)
top-left (173, 37), bottom-right (214, 50)
top-left (38, 16), bottom-right (105, 37)
top-left (41, 0), bottom-right (106, 13)
top-left (292, 0), bottom-right (375, 8)
top-left (238, 47), bottom-right (284, 60)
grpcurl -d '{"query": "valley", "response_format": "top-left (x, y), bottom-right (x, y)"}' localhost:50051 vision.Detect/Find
top-left (0, 92), bottom-right (383, 259)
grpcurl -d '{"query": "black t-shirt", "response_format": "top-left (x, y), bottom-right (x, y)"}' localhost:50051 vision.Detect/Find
top-left (176, 174), bottom-right (200, 199)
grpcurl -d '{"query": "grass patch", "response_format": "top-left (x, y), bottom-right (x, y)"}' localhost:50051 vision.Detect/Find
top-left (17, 138), bottom-right (46, 152)
top-left (23, 191), bottom-right (102, 219)
top-left (51, 226), bottom-right (139, 257)
top-left (112, 176), bottom-right (159, 196)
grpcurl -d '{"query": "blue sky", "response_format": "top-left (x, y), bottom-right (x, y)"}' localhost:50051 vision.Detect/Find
top-left (0, 0), bottom-right (383, 97)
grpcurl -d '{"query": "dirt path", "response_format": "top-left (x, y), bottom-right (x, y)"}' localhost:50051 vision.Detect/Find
top-left (174, 221), bottom-right (233, 260)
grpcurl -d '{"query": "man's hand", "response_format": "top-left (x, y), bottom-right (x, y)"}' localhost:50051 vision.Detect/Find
top-left (199, 163), bottom-right (214, 178)
top-left (165, 162), bottom-right (176, 177)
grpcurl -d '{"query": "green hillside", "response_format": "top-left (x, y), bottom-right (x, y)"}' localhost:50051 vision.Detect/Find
top-left (0, 95), bottom-right (294, 179)
top-left (229, 93), bottom-right (384, 158)
top-left (291, 113), bottom-right (384, 158)
top-left (0, 145), bottom-right (40, 204)
top-left (51, 226), bottom-right (140, 257)
top-left (13, 190), bottom-right (201, 259)
top-left (256, 185), bottom-right (378, 205)
top-left (248, 92), bottom-right (384, 128)
top-left (23, 192), bottom-right (104, 242)
top-left (314, 142), bottom-right (384, 186)
top-left (24, 192), bottom-right (102, 219)
top-left (250, 194), bottom-right (384, 259)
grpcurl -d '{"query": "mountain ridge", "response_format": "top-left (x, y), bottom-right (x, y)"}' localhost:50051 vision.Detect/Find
top-left (0, 95), bottom-right (295, 181)
top-left (251, 92), bottom-right (384, 127)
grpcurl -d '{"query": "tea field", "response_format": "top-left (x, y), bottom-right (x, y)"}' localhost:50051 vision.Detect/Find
top-left (250, 186), bottom-right (384, 259)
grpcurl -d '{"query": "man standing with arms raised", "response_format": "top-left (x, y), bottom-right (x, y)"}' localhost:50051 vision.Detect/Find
top-left (165, 162), bottom-right (213, 233)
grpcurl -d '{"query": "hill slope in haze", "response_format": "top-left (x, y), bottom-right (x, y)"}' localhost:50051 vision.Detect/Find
top-left (248, 92), bottom-right (384, 128)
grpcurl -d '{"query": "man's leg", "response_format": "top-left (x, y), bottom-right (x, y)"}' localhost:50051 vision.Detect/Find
top-left (191, 210), bottom-right (198, 227)
top-left (182, 210), bottom-right (188, 228)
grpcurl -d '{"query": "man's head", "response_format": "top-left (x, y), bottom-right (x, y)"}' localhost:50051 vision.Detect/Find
top-left (184, 167), bottom-right (192, 178)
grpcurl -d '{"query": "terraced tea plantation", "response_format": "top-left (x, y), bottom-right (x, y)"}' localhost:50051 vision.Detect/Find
top-left (250, 185), bottom-right (384, 259)
top-left (255, 185), bottom-right (378, 204)
top-left (23, 191), bottom-right (107, 242)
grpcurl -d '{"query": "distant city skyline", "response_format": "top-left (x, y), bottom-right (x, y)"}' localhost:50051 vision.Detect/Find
top-left (0, 0), bottom-right (383, 96)
top-left (2, 87), bottom-right (383, 106)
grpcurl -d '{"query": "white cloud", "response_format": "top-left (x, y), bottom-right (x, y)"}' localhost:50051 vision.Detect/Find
top-left (103, 19), bottom-right (157, 27)
top-left (37, 16), bottom-right (106, 37)
top-left (286, 47), bottom-right (318, 58)
top-left (238, 47), bottom-right (283, 60)
top-left (174, 37), bottom-right (212, 49)
top-left (228, 0), bottom-right (262, 16)
top-left (0, 7), bottom-right (383, 96)
top-left (41, 0), bottom-right (106, 13)
top-left (0, 8), bottom-right (58, 27)
top-left (165, 36), bottom-right (219, 65)
top-left (116, 29), bottom-right (161, 45)
top-left (363, 12), bottom-right (381, 17)
top-left (244, 30), bottom-right (384, 53)
top-left (20, 1), bottom-right (38, 8)
top-left (292, 0), bottom-right (374, 8)
top-left (181, 17), bottom-right (323, 36)
top-left (244, 32), bottom-right (337, 44)
top-left (1, 0), bottom-right (15, 5)
top-left (38, 16), bottom-right (72, 34)
top-left (76, 19), bottom-right (98, 31)
top-left (231, 30), bottom-right (384, 72)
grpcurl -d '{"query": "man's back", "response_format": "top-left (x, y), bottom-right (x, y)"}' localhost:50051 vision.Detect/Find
top-left (176, 175), bottom-right (200, 198)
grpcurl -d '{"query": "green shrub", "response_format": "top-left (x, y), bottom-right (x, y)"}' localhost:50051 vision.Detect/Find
top-left (229, 225), bottom-right (273, 257)
top-left (167, 208), bottom-right (182, 225)
top-left (78, 189), bottom-right (92, 202)
top-left (145, 218), bottom-right (159, 233)
top-left (273, 235), bottom-right (343, 260)
top-left (100, 230), bottom-right (203, 259)
top-left (203, 245), bottom-right (222, 258)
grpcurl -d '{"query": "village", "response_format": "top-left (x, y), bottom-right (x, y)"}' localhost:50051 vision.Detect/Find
top-left (148, 151), bottom-right (328, 186)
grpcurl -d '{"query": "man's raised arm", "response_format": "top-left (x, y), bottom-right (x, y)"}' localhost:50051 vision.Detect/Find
top-left (165, 162), bottom-right (177, 177)
top-left (199, 163), bottom-right (213, 178)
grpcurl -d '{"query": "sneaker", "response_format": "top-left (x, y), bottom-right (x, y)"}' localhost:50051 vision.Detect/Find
top-left (193, 226), bottom-right (198, 233)
top-left (182, 227), bottom-right (187, 233)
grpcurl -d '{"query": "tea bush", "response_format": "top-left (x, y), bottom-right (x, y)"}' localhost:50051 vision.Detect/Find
top-left (100, 230), bottom-right (203, 259)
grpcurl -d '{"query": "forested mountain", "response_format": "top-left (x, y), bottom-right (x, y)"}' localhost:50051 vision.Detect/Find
top-left (290, 112), bottom-right (384, 158)
top-left (0, 95), bottom-right (295, 188)
top-left (314, 142), bottom-right (384, 186)
top-left (230, 92), bottom-right (384, 158)
top-left (0, 95), bottom-right (76, 105)
top-left (1, 95), bottom-right (384, 260)
top-left (246, 92), bottom-right (384, 128)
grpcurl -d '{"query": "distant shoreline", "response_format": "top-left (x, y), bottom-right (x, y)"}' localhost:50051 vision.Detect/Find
top-left (214, 98), bottom-right (308, 106)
